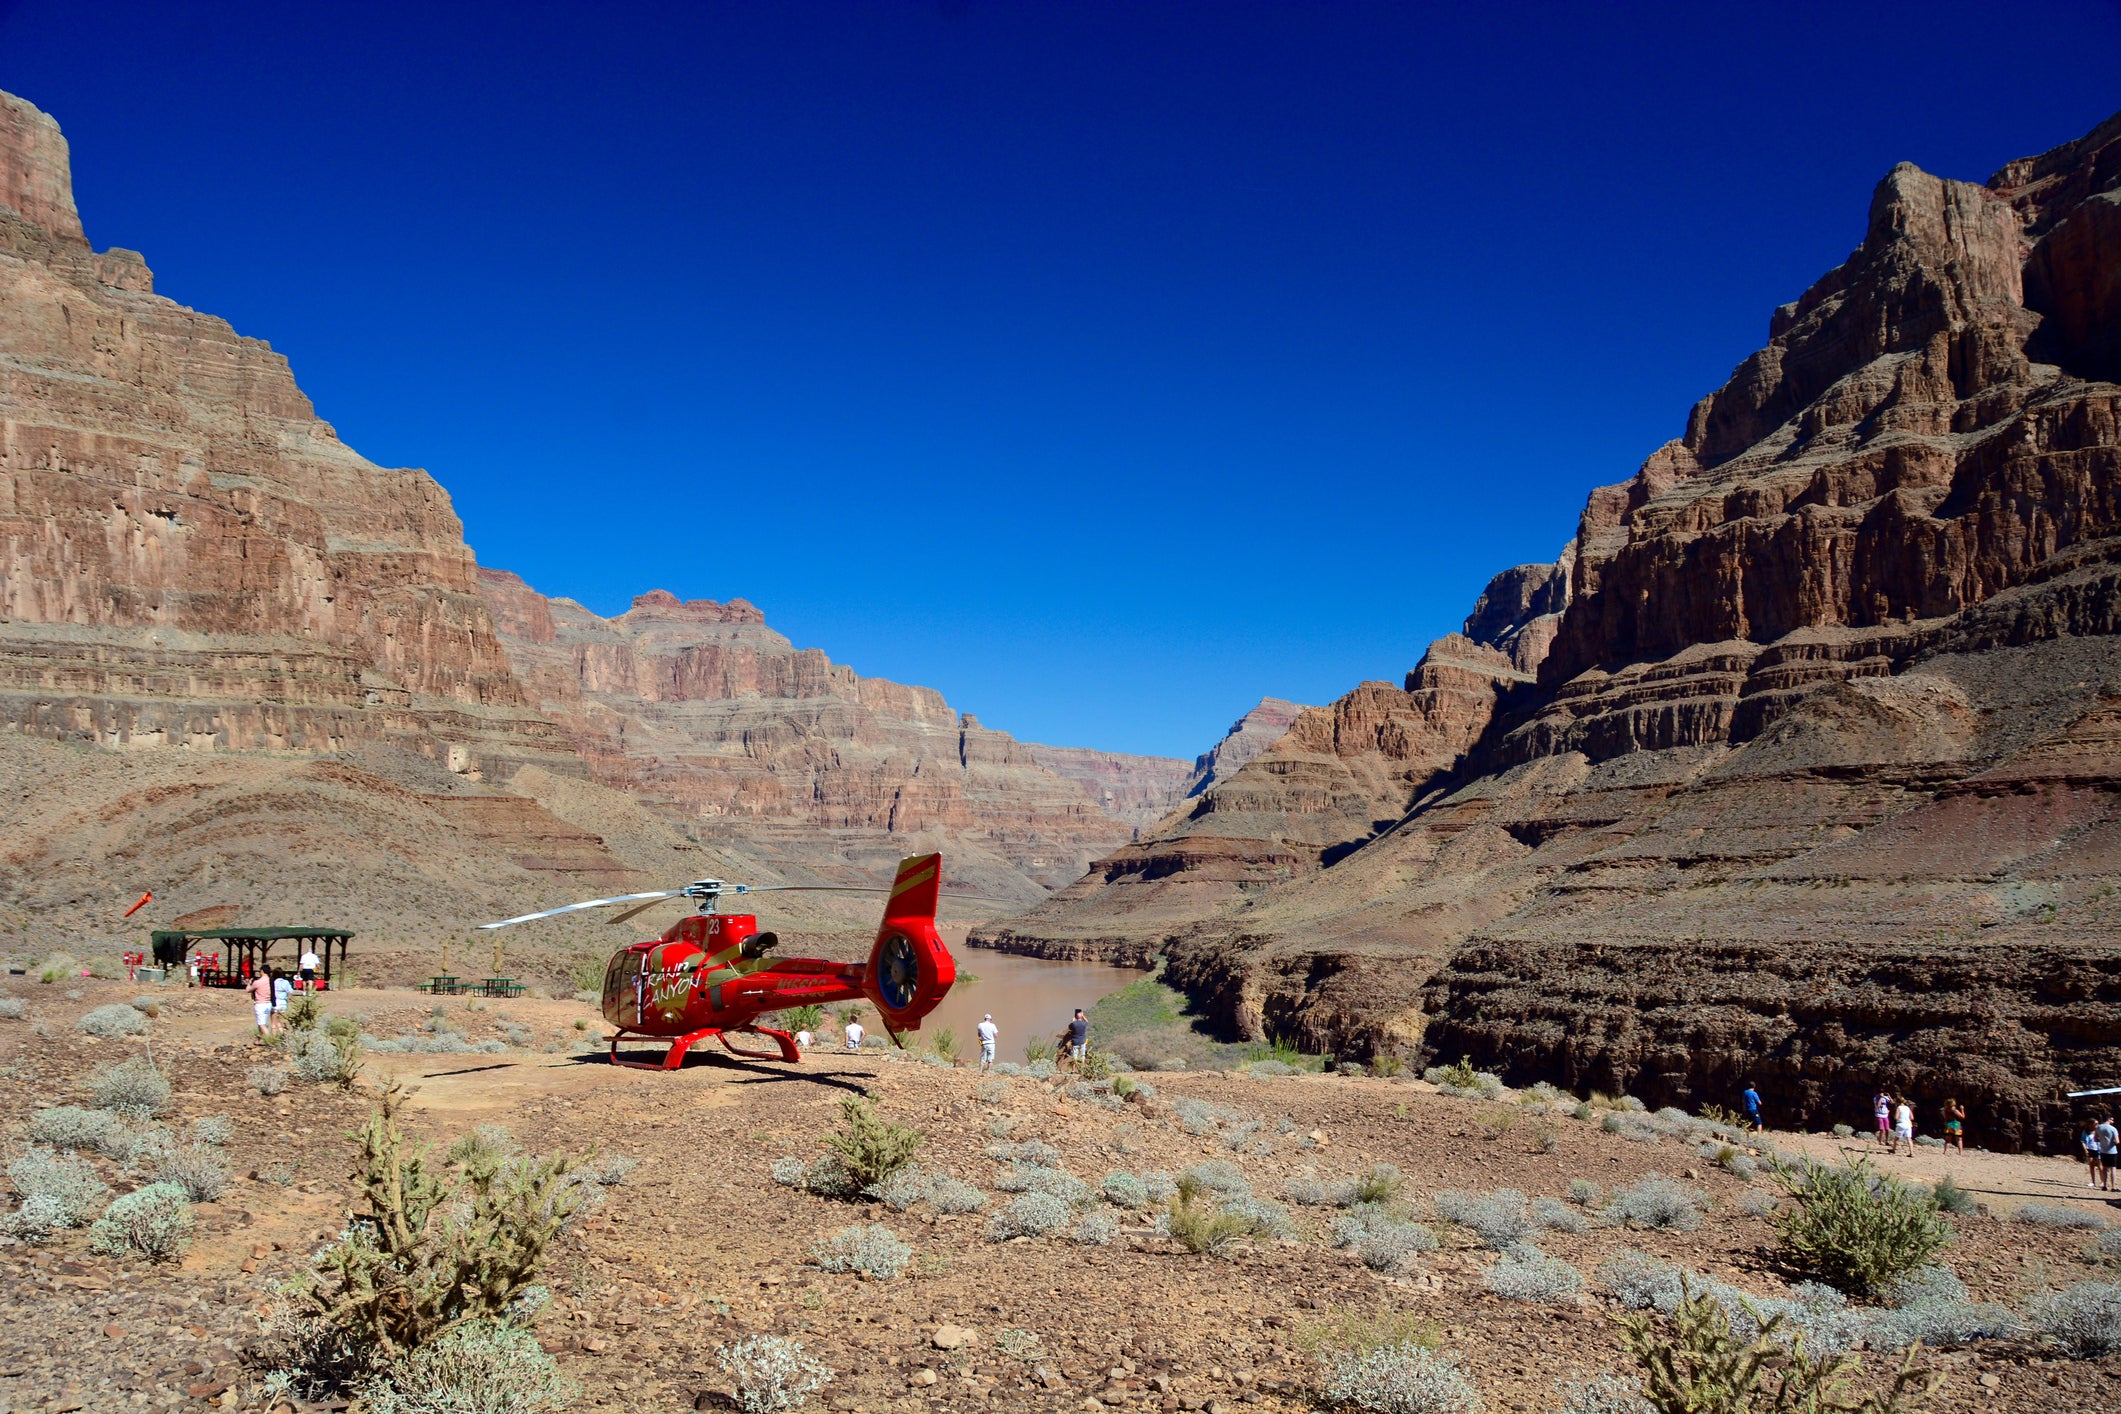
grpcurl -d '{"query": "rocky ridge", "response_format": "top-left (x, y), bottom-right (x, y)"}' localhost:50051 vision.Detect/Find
top-left (981, 110), bottom-right (2121, 1149)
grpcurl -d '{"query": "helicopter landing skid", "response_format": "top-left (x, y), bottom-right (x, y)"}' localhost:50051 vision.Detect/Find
top-left (606, 1025), bottom-right (801, 1070)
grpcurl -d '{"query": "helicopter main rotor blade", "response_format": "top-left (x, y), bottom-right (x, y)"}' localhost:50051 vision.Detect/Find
top-left (478, 889), bottom-right (685, 930)
top-left (605, 897), bottom-right (684, 926)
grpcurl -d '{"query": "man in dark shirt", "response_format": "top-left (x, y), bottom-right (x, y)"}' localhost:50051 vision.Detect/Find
top-left (1742, 1082), bottom-right (1764, 1133)
top-left (1066, 1009), bottom-right (1089, 1062)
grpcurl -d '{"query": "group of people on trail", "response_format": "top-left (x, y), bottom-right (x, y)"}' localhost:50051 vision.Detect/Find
top-left (244, 947), bottom-right (324, 1036)
top-left (2082, 1113), bottom-right (2120, 1190)
top-left (831, 1005), bottom-right (1085, 1070)
top-left (1870, 1089), bottom-right (1967, 1154)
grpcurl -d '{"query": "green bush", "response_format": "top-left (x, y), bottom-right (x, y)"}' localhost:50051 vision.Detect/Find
top-left (89, 1181), bottom-right (193, 1261)
top-left (821, 1096), bottom-right (923, 1192)
top-left (1768, 1157), bottom-right (1955, 1296)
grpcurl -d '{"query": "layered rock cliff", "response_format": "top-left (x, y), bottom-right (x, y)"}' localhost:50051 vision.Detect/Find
top-left (476, 568), bottom-right (1189, 905)
top-left (985, 110), bottom-right (2121, 1149)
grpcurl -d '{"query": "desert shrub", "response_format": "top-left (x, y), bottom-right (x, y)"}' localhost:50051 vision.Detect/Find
top-left (773, 1154), bottom-right (853, 1198)
top-left (1768, 1157), bottom-right (1954, 1296)
top-left (1317, 1343), bottom-right (1480, 1414)
top-left (1426, 1055), bottom-right (1476, 1088)
top-left (818, 1094), bottom-right (920, 1192)
top-left (36, 952), bottom-right (79, 984)
top-left (1432, 1188), bottom-right (1531, 1248)
top-left (153, 1142), bottom-right (233, 1202)
top-left (989, 1191), bottom-right (1072, 1240)
top-left (357, 1317), bottom-right (574, 1414)
top-left (2012, 1200), bottom-right (2107, 1229)
top-left (1737, 1188), bottom-right (1779, 1218)
top-left (1602, 1112), bottom-right (1662, 1144)
top-left (1221, 1193), bottom-right (1296, 1239)
top-left (1552, 1374), bottom-right (1653, 1414)
top-left (1, 1192), bottom-right (71, 1243)
top-left (1333, 1209), bottom-right (1439, 1271)
top-left (0, 997), bottom-right (25, 1020)
top-left (1483, 1242), bottom-right (1584, 1304)
top-left (810, 1224), bottom-right (911, 1279)
top-left (2028, 1280), bottom-right (2121, 1357)
top-left (190, 1115), bottom-right (233, 1147)
top-left (292, 1030), bottom-right (364, 1088)
top-left (1533, 1196), bottom-right (1589, 1234)
top-left (6, 1146), bottom-right (108, 1226)
top-left (1424, 1057), bottom-right (1505, 1101)
top-left (1023, 1058), bottom-right (1056, 1079)
top-left (1102, 1170), bottom-right (1150, 1209)
top-left (866, 1165), bottom-right (934, 1212)
top-left (28, 1105), bottom-right (119, 1151)
top-left (1618, 1278), bottom-right (1940, 1414)
top-left (1867, 1293), bottom-right (2019, 1351)
top-left (2095, 1228), bottom-right (2121, 1264)
top-left (994, 1164), bottom-right (1090, 1205)
top-left (447, 1126), bottom-right (517, 1175)
top-left (718, 1334), bottom-right (833, 1414)
top-left (1173, 1097), bottom-right (1250, 1135)
top-left (249, 1064), bottom-right (289, 1096)
top-left (1567, 1178), bottom-right (1604, 1207)
top-left (1616, 1096), bottom-right (1647, 1112)
top-left (284, 994), bottom-right (322, 1033)
top-left (928, 1176), bottom-right (987, 1214)
top-left (1927, 1175), bottom-right (1974, 1217)
top-left (1181, 1159), bottom-right (1252, 1197)
top-left (1602, 1174), bottom-right (1705, 1232)
top-left (1238, 1059), bottom-right (1288, 1077)
top-left (88, 1181), bottom-right (193, 1261)
top-left (91, 1056), bottom-right (171, 1117)
top-left (1074, 1208), bottom-right (1120, 1245)
top-left (266, 1084), bottom-right (590, 1394)
top-left (78, 1003), bottom-right (147, 1037)
top-left (1165, 1176), bottom-right (1263, 1257)
top-left (1285, 1172), bottom-right (1342, 1207)
top-left (1353, 1163), bottom-right (1404, 1205)
top-left (118, 1122), bottom-right (177, 1172)
top-left (986, 1138), bottom-right (1061, 1165)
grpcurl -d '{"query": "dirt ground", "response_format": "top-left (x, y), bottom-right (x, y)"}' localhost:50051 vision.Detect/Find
top-left (1, 976), bottom-right (2117, 1414)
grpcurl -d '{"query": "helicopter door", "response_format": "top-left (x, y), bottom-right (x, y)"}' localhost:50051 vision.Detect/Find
top-left (605, 949), bottom-right (647, 1029)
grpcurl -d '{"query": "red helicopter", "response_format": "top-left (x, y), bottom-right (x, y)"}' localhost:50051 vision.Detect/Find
top-left (480, 853), bottom-right (956, 1070)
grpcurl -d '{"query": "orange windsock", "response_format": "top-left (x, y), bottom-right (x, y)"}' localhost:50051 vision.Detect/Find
top-left (122, 891), bottom-right (152, 919)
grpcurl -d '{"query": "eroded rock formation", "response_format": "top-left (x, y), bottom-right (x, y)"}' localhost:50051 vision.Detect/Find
top-left (985, 110), bottom-right (2121, 1149)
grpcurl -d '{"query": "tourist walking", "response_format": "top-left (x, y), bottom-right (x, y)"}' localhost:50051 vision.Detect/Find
top-left (2097, 1113), bottom-right (2119, 1192)
top-left (2080, 1119), bottom-right (2103, 1188)
top-left (248, 970), bottom-right (275, 1037)
top-left (1066, 1008), bottom-right (1089, 1062)
top-left (977, 1014), bottom-right (998, 1070)
top-left (1890, 1096), bottom-right (1915, 1153)
top-left (1872, 1090), bottom-right (1892, 1148)
top-left (1742, 1081), bottom-right (1764, 1133)
top-left (299, 945), bottom-right (320, 992)
top-left (1941, 1097), bottom-right (1966, 1154)
top-left (271, 968), bottom-right (293, 1021)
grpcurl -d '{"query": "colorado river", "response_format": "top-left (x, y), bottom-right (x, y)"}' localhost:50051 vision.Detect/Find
top-left (920, 927), bottom-right (1140, 1062)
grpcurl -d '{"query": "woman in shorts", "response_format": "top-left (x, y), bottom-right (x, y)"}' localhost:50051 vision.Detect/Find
top-left (2084, 1121), bottom-right (2105, 1188)
top-left (1891, 1097), bottom-right (1916, 1153)
top-left (1872, 1090), bottom-right (1892, 1147)
top-left (1942, 1098), bottom-right (1965, 1153)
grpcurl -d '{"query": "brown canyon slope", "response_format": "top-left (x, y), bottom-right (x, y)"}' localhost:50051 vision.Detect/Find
top-left (0, 88), bottom-right (1183, 962)
top-left (982, 111), bottom-right (2121, 1149)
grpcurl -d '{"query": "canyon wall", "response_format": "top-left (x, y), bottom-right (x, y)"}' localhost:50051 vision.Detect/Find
top-left (476, 569), bottom-right (1190, 906)
top-left (984, 110), bottom-right (2121, 1149)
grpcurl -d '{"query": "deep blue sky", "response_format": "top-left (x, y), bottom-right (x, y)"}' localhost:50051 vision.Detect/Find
top-left (3, 3), bottom-right (2116, 759)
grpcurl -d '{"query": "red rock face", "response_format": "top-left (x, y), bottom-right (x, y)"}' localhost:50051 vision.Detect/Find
top-left (476, 568), bottom-right (1189, 901)
top-left (995, 108), bottom-right (2121, 1148)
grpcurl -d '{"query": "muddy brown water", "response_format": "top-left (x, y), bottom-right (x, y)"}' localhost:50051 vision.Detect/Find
top-left (912, 936), bottom-right (1140, 1062)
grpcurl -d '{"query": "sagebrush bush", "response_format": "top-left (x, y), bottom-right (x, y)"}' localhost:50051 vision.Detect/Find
top-left (2012, 1200), bottom-right (2107, 1229)
top-left (928, 1176), bottom-right (987, 1214)
top-left (1220, 1193), bottom-right (1296, 1240)
top-left (865, 1165), bottom-right (933, 1212)
top-left (1552, 1374), bottom-right (1653, 1414)
top-left (719, 1334), bottom-right (833, 1414)
top-left (28, 1105), bottom-right (119, 1151)
top-left (1601, 1173), bottom-right (1705, 1231)
top-left (358, 1318), bottom-right (574, 1414)
top-left (1, 1192), bottom-right (71, 1243)
top-left (1431, 1188), bottom-right (1531, 1248)
top-left (2096, 1228), bottom-right (2121, 1264)
top-left (1354, 1163), bottom-right (1404, 1205)
top-left (1483, 1242), bottom-right (1584, 1304)
top-left (1930, 1174), bottom-right (1975, 1217)
top-left (810, 1224), bottom-right (911, 1279)
top-left (989, 1190), bottom-right (1072, 1240)
top-left (1769, 1157), bottom-right (1954, 1295)
top-left (1316, 1342), bottom-right (1480, 1414)
top-left (78, 1003), bottom-right (147, 1037)
top-left (7, 1146), bottom-right (109, 1227)
top-left (1533, 1196), bottom-right (1589, 1234)
top-left (1102, 1170), bottom-right (1150, 1209)
top-left (191, 1115), bottom-right (234, 1147)
top-left (824, 1096), bottom-right (922, 1191)
top-left (89, 1181), bottom-right (193, 1260)
top-left (1333, 1209), bottom-right (1439, 1271)
top-left (248, 1064), bottom-right (289, 1097)
top-left (91, 1056), bottom-right (172, 1117)
top-left (154, 1142), bottom-right (233, 1202)
top-left (994, 1163), bottom-right (1091, 1205)
top-left (1074, 1208), bottom-right (1120, 1246)
top-left (0, 997), bottom-right (27, 1020)
top-left (1181, 1159), bottom-right (1251, 1197)
top-left (2029, 1281), bottom-right (2121, 1356)
top-left (292, 1030), bottom-right (364, 1088)
top-left (1567, 1178), bottom-right (1604, 1207)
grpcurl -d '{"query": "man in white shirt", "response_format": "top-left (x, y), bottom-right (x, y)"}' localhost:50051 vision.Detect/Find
top-left (976, 1014), bottom-right (999, 1070)
top-left (845, 1020), bottom-right (864, 1051)
top-left (299, 948), bottom-right (320, 992)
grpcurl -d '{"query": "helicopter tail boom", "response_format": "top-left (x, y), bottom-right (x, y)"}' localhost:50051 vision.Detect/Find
top-left (861, 853), bottom-right (955, 1034)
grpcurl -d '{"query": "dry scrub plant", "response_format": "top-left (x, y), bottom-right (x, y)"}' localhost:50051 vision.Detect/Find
top-left (265, 1083), bottom-right (591, 1393)
top-left (1768, 1158), bottom-right (1953, 1296)
top-left (822, 1095), bottom-right (923, 1192)
top-left (1620, 1279), bottom-right (1940, 1414)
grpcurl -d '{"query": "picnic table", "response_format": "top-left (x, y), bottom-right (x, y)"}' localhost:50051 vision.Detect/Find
top-left (421, 975), bottom-right (463, 995)
top-left (473, 977), bottom-right (524, 998)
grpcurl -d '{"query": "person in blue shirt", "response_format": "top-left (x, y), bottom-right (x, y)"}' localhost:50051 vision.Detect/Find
top-left (1742, 1082), bottom-right (1764, 1133)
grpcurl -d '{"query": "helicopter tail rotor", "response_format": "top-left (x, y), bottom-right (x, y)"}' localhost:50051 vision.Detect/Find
top-left (859, 853), bottom-right (956, 1035)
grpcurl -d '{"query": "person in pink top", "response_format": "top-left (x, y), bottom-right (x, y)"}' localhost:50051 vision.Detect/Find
top-left (248, 971), bottom-right (275, 1036)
